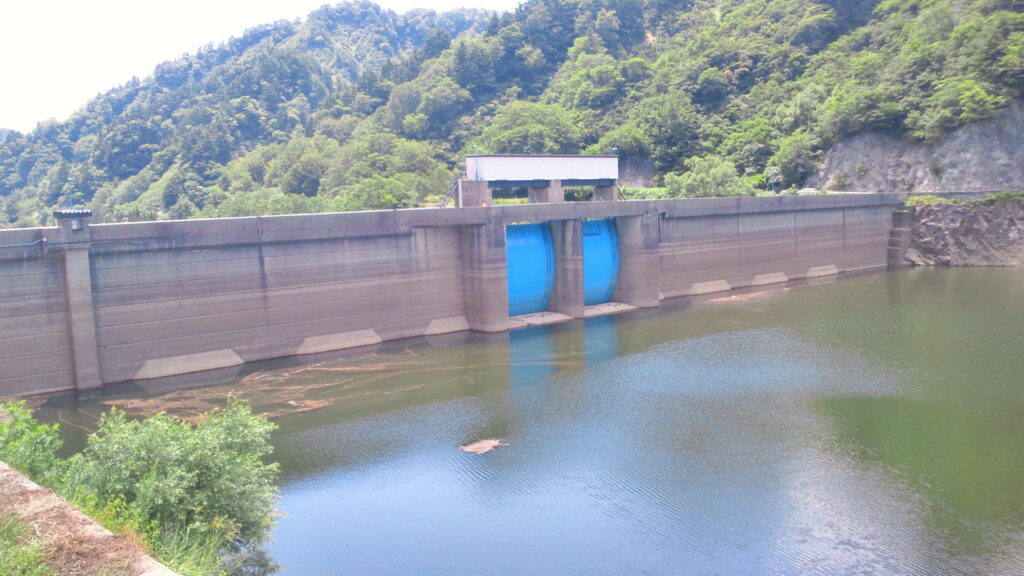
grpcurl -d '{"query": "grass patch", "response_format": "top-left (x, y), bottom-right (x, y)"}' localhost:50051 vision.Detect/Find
top-left (905, 195), bottom-right (962, 207)
top-left (0, 515), bottom-right (57, 576)
top-left (975, 190), bottom-right (1024, 206)
top-left (906, 191), bottom-right (1024, 208)
top-left (619, 185), bottom-right (669, 200)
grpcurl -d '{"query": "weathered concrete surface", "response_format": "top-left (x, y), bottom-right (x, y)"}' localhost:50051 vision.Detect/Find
top-left (61, 248), bottom-right (102, 390)
top-left (0, 460), bottom-right (179, 576)
top-left (548, 219), bottom-right (585, 318)
top-left (88, 220), bottom-right (466, 385)
top-left (906, 200), bottom-right (1024, 266)
top-left (460, 217), bottom-right (509, 333)
top-left (457, 180), bottom-right (491, 208)
top-left (0, 194), bottom-right (900, 396)
top-left (583, 302), bottom-right (637, 317)
top-left (613, 212), bottom-right (661, 307)
top-left (0, 229), bottom-right (75, 396)
top-left (809, 100), bottom-right (1024, 194)
top-left (844, 206), bottom-right (897, 271)
top-left (528, 179), bottom-right (565, 204)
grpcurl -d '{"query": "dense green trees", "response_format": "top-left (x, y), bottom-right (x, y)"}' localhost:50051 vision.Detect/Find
top-left (0, 0), bottom-right (1019, 226)
top-left (473, 101), bottom-right (583, 153)
top-left (665, 156), bottom-right (757, 198)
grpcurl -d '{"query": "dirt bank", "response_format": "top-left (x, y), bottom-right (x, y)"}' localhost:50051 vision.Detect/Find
top-left (0, 461), bottom-right (177, 576)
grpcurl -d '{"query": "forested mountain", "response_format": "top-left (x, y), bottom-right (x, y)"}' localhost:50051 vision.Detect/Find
top-left (1, 0), bottom-right (1020, 227)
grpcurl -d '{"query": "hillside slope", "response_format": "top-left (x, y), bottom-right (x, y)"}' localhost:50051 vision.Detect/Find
top-left (0, 0), bottom-right (1020, 227)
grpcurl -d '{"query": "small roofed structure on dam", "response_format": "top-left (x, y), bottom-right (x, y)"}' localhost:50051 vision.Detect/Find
top-left (455, 154), bottom-right (619, 207)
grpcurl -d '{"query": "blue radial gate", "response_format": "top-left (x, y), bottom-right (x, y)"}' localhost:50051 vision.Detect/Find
top-left (506, 223), bottom-right (555, 316)
top-left (582, 219), bottom-right (619, 305)
top-left (505, 219), bottom-right (619, 317)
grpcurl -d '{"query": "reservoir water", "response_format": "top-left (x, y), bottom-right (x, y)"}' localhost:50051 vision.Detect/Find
top-left (37, 268), bottom-right (1024, 575)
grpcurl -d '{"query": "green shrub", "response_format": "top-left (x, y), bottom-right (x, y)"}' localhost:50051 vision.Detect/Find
top-left (63, 398), bottom-right (278, 547)
top-left (905, 195), bottom-right (961, 206)
top-left (492, 197), bottom-right (529, 205)
top-left (664, 156), bottom-right (756, 198)
top-left (619, 185), bottom-right (669, 200)
top-left (1, 398), bottom-right (279, 576)
top-left (826, 172), bottom-right (850, 190)
top-left (0, 402), bottom-right (63, 484)
top-left (975, 190), bottom-right (1024, 206)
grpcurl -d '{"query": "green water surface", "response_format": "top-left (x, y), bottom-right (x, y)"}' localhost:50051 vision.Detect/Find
top-left (37, 268), bottom-right (1024, 575)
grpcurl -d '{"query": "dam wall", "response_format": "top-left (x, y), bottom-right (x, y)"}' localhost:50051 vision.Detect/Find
top-left (0, 229), bottom-right (74, 396)
top-left (0, 194), bottom-right (899, 396)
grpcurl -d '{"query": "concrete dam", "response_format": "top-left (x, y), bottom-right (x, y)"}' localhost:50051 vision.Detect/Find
top-left (0, 194), bottom-right (900, 396)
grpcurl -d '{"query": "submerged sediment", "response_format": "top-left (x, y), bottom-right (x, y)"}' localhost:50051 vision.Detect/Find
top-left (907, 199), bottom-right (1024, 266)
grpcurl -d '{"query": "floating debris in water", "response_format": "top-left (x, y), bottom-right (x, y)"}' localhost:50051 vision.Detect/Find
top-left (459, 439), bottom-right (508, 454)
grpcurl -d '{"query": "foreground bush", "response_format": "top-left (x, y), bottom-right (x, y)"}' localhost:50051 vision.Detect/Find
top-left (0, 398), bottom-right (279, 576)
top-left (0, 401), bottom-right (62, 485)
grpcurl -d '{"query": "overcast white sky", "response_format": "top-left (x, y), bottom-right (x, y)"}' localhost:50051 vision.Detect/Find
top-left (1, 0), bottom-right (522, 133)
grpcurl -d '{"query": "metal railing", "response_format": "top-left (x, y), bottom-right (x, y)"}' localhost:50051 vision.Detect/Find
top-left (439, 180), bottom-right (458, 208)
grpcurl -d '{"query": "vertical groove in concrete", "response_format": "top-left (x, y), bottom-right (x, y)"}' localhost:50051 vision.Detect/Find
top-left (255, 216), bottom-right (273, 363)
top-left (61, 248), bottom-right (102, 390)
top-left (842, 207), bottom-right (849, 269)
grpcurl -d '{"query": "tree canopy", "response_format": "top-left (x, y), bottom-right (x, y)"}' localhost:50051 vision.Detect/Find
top-left (0, 0), bottom-right (1019, 227)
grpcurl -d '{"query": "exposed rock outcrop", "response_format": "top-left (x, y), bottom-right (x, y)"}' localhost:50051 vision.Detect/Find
top-left (809, 100), bottom-right (1024, 194)
top-left (906, 200), bottom-right (1024, 266)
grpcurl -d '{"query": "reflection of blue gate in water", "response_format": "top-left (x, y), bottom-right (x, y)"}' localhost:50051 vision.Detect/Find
top-left (506, 223), bottom-right (555, 316)
top-left (509, 326), bottom-right (558, 388)
top-left (583, 219), bottom-right (619, 306)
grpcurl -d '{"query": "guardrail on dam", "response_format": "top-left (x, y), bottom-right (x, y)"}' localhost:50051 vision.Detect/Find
top-left (0, 194), bottom-right (900, 396)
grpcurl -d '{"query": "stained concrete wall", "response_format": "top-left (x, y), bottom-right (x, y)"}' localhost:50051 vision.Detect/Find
top-left (0, 229), bottom-right (75, 395)
top-left (0, 194), bottom-right (899, 396)
top-left (87, 214), bottom-right (466, 384)
top-left (659, 197), bottom-right (893, 298)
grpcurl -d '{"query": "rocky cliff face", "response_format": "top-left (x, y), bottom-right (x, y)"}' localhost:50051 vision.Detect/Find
top-left (906, 200), bottom-right (1024, 266)
top-left (809, 100), bottom-right (1024, 194)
